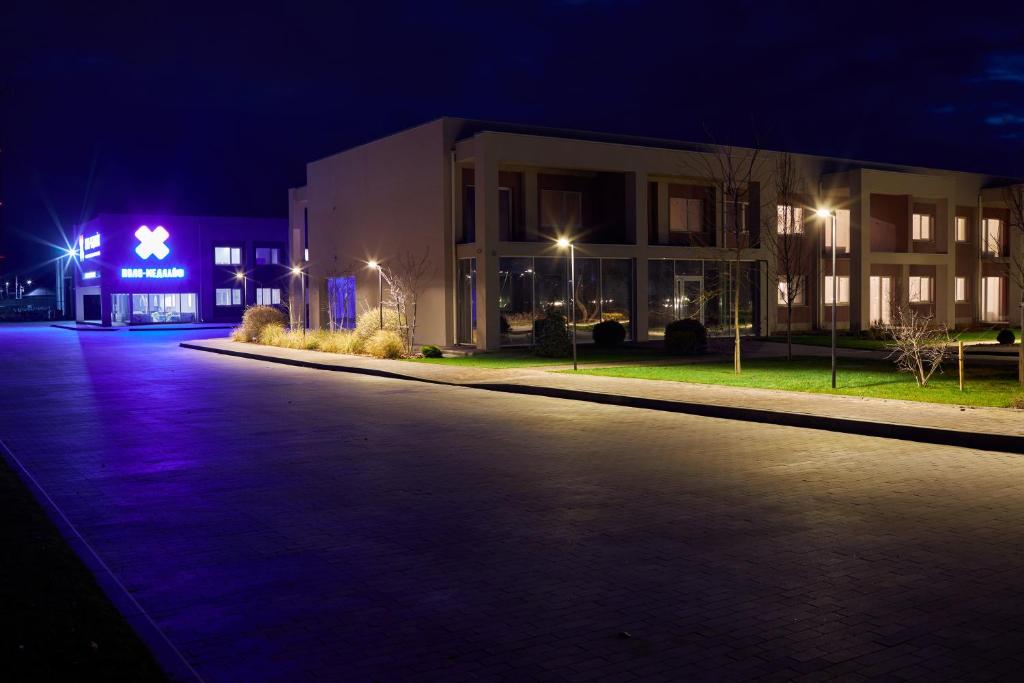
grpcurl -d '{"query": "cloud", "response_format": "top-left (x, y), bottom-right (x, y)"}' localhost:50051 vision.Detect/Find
top-left (985, 113), bottom-right (1024, 126)
top-left (928, 104), bottom-right (956, 114)
top-left (985, 53), bottom-right (1024, 83)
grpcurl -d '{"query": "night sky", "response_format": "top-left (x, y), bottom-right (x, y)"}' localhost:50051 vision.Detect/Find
top-left (3, 1), bottom-right (1024, 280)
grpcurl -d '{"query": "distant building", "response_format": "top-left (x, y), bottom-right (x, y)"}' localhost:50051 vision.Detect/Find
top-left (71, 213), bottom-right (288, 326)
top-left (289, 118), bottom-right (1023, 350)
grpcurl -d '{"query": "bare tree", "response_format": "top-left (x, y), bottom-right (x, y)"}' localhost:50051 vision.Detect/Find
top-left (1001, 184), bottom-right (1024, 385)
top-left (883, 306), bottom-right (951, 387)
top-left (381, 248), bottom-right (434, 352)
top-left (690, 131), bottom-right (766, 374)
top-left (762, 153), bottom-right (811, 360)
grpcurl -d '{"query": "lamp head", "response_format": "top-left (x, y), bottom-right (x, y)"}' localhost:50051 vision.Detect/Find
top-left (367, 260), bottom-right (379, 270)
top-left (815, 208), bottom-right (833, 219)
top-left (67, 246), bottom-right (78, 258)
top-left (555, 237), bottom-right (571, 248)
top-left (291, 266), bottom-right (302, 276)
top-left (235, 271), bottom-right (244, 280)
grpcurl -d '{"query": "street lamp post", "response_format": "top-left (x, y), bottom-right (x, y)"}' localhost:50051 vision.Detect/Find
top-left (816, 208), bottom-right (838, 389)
top-left (368, 261), bottom-right (383, 329)
top-left (556, 238), bottom-right (578, 371)
top-left (291, 266), bottom-right (305, 330)
top-left (235, 271), bottom-right (247, 309)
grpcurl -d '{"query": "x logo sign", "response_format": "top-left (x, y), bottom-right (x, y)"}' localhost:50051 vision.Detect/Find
top-left (135, 225), bottom-right (170, 260)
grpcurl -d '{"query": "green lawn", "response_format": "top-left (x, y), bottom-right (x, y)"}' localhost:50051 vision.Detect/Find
top-left (405, 346), bottom-right (662, 369)
top-left (570, 357), bottom-right (1024, 408)
top-left (766, 329), bottom-right (1006, 351)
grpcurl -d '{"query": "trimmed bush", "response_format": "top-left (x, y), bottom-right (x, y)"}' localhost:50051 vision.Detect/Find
top-left (365, 329), bottom-right (405, 359)
top-left (592, 319), bottom-right (626, 348)
top-left (535, 309), bottom-right (572, 358)
top-left (239, 305), bottom-right (286, 342)
top-left (355, 307), bottom-right (403, 344)
top-left (664, 318), bottom-right (708, 355)
top-left (257, 322), bottom-right (286, 347)
top-left (420, 344), bottom-right (443, 358)
top-left (998, 328), bottom-right (1016, 345)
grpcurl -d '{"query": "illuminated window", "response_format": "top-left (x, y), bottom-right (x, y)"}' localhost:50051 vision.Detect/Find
top-left (216, 288), bottom-right (241, 306)
top-left (776, 205), bottom-right (804, 234)
top-left (256, 288), bottom-right (281, 305)
top-left (912, 213), bottom-right (933, 241)
top-left (255, 248), bottom-right (280, 265)
top-left (909, 276), bottom-right (933, 303)
top-left (823, 209), bottom-right (851, 253)
top-left (215, 246), bottom-right (241, 265)
top-left (670, 198), bottom-right (704, 232)
top-left (777, 276), bottom-right (805, 305)
top-left (983, 218), bottom-right (1003, 255)
top-left (824, 275), bottom-right (850, 305)
top-left (955, 216), bottom-right (969, 242)
top-left (955, 276), bottom-right (967, 302)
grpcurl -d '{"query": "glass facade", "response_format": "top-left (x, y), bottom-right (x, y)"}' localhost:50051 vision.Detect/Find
top-left (112, 292), bottom-right (197, 324)
top-left (648, 259), bottom-right (761, 338)
top-left (498, 256), bottom-right (633, 346)
top-left (456, 258), bottom-right (477, 344)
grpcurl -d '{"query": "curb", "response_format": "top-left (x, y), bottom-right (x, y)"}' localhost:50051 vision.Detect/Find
top-left (0, 437), bottom-right (204, 683)
top-left (51, 324), bottom-right (120, 332)
top-left (180, 341), bottom-right (1024, 455)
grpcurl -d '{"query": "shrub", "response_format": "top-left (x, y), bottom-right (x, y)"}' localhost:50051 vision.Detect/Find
top-left (355, 307), bottom-right (403, 344)
top-left (230, 326), bottom-right (247, 342)
top-left (420, 344), bottom-right (443, 358)
top-left (664, 318), bottom-right (707, 355)
top-left (365, 329), bottom-right (405, 359)
top-left (998, 328), bottom-right (1015, 345)
top-left (500, 315), bottom-right (511, 335)
top-left (592, 319), bottom-right (626, 348)
top-left (240, 305), bottom-right (287, 342)
top-left (317, 329), bottom-right (359, 354)
top-left (257, 322), bottom-right (286, 347)
top-left (534, 309), bottom-right (572, 358)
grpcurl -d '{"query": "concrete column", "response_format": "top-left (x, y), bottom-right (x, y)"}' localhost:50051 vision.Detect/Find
top-left (631, 171), bottom-right (650, 341)
top-left (656, 181), bottom-right (669, 245)
top-left (524, 170), bottom-right (539, 241)
top-left (475, 145), bottom-right (501, 351)
top-left (849, 171), bottom-right (871, 331)
top-left (938, 263), bottom-right (955, 326)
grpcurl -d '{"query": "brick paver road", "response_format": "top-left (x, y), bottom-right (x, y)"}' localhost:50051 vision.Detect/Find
top-left (2, 324), bottom-right (1024, 681)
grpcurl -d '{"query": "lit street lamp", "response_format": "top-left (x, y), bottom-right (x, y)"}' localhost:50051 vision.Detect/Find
top-left (235, 271), bottom-right (247, 308)
top-left (368, 260), bottom-right (383, 329)
top-left (816, 208), bottom-right (838, 389)
top-left (556, 237), bottom-right (578, 371)
top-left (291, 265), bottom-right (305, 330)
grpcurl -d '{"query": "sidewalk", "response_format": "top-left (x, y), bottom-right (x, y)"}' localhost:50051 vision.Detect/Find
top-left (182, 338), bottom-right (1024, 453)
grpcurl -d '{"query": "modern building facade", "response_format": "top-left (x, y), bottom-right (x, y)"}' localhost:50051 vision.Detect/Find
top-left (71, 213), bottom-right (288, 326)
top-left (290, 118), bottom-right (1022, 350)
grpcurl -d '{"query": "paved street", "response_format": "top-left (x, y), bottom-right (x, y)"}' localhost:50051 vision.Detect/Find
top-left (2, 323), bottom-right (1024, 681)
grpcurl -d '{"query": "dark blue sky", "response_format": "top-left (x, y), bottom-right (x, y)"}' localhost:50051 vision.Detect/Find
top-left (3, 1), bottom-right (1024, 276)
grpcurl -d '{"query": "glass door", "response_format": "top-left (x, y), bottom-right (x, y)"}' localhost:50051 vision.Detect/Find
top-left (982, 276), bottom-right (1004, 322)
top-left (111, 293), bottom-right (130, 324)
top-left (674, 275), bottom-right (704, 323)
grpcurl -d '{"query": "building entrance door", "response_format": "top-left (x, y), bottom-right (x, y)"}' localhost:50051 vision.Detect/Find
top-left (674, 276), bottom-right (704, 323)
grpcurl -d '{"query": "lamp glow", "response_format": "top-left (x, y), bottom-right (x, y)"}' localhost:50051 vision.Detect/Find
top-left (555, 237), bottom-right (571, 248)
top-left (367, 260), bottom-right (379, 270)
top-left (815, 208), bottom-right (833, 218)
top-left (291, 265), bottom-right (302, 275)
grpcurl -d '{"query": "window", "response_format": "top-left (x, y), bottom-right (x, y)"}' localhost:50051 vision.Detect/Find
top-left (215, 246), bottom-right (241, 265)
top-left (540, 189), bottom-right (582, 230)
top-left (216, 288), bottom-right (241, 306)
top-left (255, 248), bottom-right (280, 265)
top-left (983, 218), bottom-right (1003, 255)
top-left (724, 201), bottom-right (748, 233)
top-left (908, 275), bottom-right (933, 303)
top-left (955, 276), bottom-right (968, 302)
top-left (256, 288), bottom-right (281, 305)
top-left (955, 216), bottom-right (969, 242)
top-left (670, 197), bottom-right (703, 232)
top-left (912, 213), bottom-right (933, 241)
top-left (776, 205), bottom-right (804, 234)
top-left (823, 276), bottom-right (850, 305)
top-left (777, 277), bottom-right (805, 305)
top-left (823, 209), bottom-right (851, 253)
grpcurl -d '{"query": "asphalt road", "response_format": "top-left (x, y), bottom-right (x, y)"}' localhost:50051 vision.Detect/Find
top-left (2, 323), bottom-right (1023, 682)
